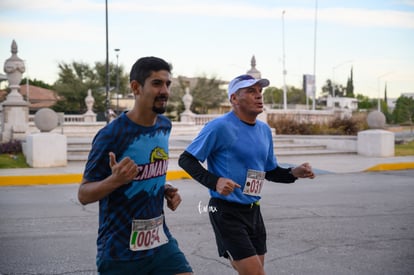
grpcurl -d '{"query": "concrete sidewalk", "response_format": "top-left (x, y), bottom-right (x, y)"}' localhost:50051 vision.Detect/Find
top-left (1, 154), bottom-right (414, 186)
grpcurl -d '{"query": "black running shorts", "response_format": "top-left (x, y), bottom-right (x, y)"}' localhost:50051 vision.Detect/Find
top-left (208, 197), bottom-right (267, 261)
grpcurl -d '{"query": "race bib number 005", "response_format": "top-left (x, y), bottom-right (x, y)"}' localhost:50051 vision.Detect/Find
top-left (243, 169), bottom-right (265, 196)
top-left (130, 215), bottom-right (168, 251)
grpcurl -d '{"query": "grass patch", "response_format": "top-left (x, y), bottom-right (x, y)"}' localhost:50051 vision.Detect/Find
top-left (395, 140), bottom-right (414, 156)
top-left (0, 153), bottom-right (30, 168)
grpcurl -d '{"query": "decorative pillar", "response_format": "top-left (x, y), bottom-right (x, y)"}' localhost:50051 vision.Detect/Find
top-left (83, 89), bottom-right (97, 122)
top-left (1, 40), bottom-right (29, 142)
top-left (180, 83), bottom-right (195, 123)
top-left (25, 108), bottom-right (67, 167)
top-left (357, 110), bottom-right (394, 157)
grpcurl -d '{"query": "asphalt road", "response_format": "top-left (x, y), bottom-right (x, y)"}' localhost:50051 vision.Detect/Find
top-left (0, 170), bottom-right (413, 275)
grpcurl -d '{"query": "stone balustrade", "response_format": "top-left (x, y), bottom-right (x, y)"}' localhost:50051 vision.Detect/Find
top-left (28, 114), bottom-right (87, 124)
top-left (18, 108), bottom-right (349, 140)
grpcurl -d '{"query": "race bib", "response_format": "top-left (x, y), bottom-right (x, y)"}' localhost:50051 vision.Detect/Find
top-left (243, 169), bottom-right (265, 196)
top-left (130, 215), bottom-right (168, 251)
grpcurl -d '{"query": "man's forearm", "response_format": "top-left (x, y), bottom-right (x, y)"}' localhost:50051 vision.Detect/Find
top-left (265, 166), bottom-right (297, 183)
top-left (178, 151), bottom-right (218, 190)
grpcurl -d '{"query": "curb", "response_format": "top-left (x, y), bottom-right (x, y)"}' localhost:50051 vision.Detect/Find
top-left (0, 170), bottom-right (192, 187)
top-left (0, 174), bottom-right (83, 186)
top-left (364, 162), bottom-right (414, 172)
top-left (1, 163), bottom-right (414, 186)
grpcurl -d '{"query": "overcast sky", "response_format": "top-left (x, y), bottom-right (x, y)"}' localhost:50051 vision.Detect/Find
top-left (1, 0), bottom-right (413, 99)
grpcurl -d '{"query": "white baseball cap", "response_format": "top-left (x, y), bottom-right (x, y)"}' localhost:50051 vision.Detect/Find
top-left (228, 74), bottom-right (270, 99)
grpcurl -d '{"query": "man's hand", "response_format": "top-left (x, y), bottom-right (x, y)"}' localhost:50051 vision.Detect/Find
top-left (292, 162), bottom-right (315, 179)
top-left (164, 183), bottom-right (182, 211)
top-left (216, 178), bottom-right (241, 196)
top-left (77, 152), bottom-right (139, 205)
top-left (109, 152), bottom-right (139, 187)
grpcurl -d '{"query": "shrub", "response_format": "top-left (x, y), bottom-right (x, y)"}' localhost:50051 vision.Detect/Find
top-left (0, 140), bottom-right (23, 154)
top-left (329, 117), bottom-right (362, 135)
top-left (269, 118), bottom-right (313, 135)
top-left (268, 115), bottom-right (368, 135)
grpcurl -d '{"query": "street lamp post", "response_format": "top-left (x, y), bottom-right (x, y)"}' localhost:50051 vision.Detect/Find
top-left (312, 0), bottom-right (318, 111)
top-left (282, 10), bottom-right (287, 110)
top-left (23, 60), bottom-right (30, 105)
top-left (114, 48), bottom-right (120, 114)
top-left (105, 0), bottom-right (110, 123)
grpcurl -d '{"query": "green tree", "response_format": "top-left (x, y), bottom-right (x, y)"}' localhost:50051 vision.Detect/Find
top-left (52, 61), bottom-right (127, 114)
top-left (263, 87), bottom-right (282, 107)
top-left (382, 83), bottom-right (392, 123)
top-left (94, 61), bottom-right (129, 97)
top-left (356, 94), bottom-right (375, 110)
top-left (166, 76), bottom-right (226, 119)
top-left (263, 86), bottom-right (307, 107)
top-left (167, 77), bottom-right (187, 120)
top-left (321, 79), bottom-right (334, 97)
top-left (321, 67), bottom-right (354, 98)
top-left (345, 67), bottom-right (354, 98)
top-left (20, 78), bottom-right (53, 89)
top-left (288, 86), bottom-right (306, 104)
top-left (52, 62), bottom-right (100, 114)
top-left (392, 95), bottom-right (414, 124)
top-left (321, 79), bottom-right (345, 97)
top-left (335, 84), bottom-right (346, 97)
top-left (189, 76), bottom-right (226, 114)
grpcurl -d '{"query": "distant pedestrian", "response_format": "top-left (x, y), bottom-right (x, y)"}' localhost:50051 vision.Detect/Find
top-left (107, 108), bottom-right (117, 122)
top-left (78, 56), bottom-right (193, 275)
top-left (179, 74), bottom-right (315, 274)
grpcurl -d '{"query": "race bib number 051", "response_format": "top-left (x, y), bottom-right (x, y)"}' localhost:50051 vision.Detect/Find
top-left (243, 169), bottom-right (265, 196)
top-left (130, 215), bottom-right (168, 251)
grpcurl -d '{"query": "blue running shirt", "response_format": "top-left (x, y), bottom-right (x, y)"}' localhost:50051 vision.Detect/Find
top-left (83, 112), bottom-right (172, 261)
top-left (185, 111), bottom-right (278, 204)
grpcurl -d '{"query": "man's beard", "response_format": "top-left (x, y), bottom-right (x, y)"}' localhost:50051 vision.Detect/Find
top-left (152, 95), bottom-right (168, 114)
top-left (152, 106), bottom-right (166, 114)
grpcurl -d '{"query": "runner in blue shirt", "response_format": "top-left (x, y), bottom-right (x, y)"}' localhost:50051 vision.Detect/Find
top-left (179, 74), bottom-right (315, 275)
top-left (78, 56), bottom-right (193, 275)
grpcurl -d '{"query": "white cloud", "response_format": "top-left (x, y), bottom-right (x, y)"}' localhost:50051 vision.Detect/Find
top-left (2, 1), bottom-right (413, 29)
top-left (319, 8), bottom-right (414, 29)
top-left (0, 20), bottom-right (102, 41)
top-left (399, 0), bottom-right (414, 7)
top-left (0, 0), bottom-right (102, 13)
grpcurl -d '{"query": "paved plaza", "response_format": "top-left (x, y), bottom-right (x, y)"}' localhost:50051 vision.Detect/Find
top-left (0, 170), bottom-right (413, 274)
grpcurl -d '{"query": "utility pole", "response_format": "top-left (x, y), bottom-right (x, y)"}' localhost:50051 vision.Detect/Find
top-left (115, 48), bottom-right (120, 115)
top-left (105, 0), bottom-right (110, 123)
top-left (312, 0), bottom-right (318, 110)
top-left (282, 10), bottom-right (288, 110)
